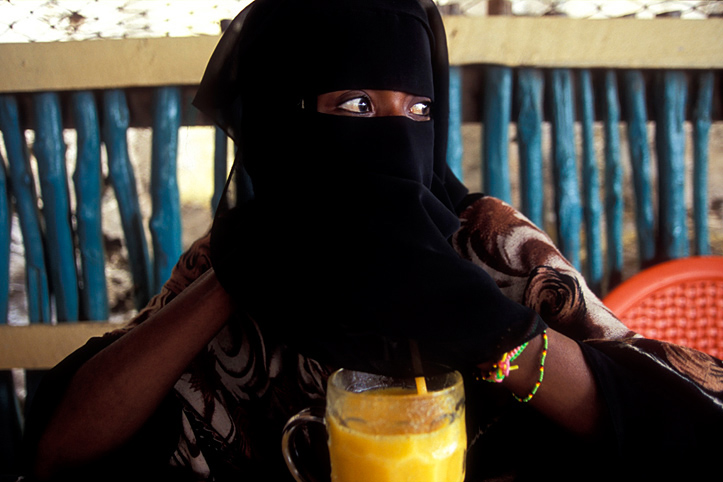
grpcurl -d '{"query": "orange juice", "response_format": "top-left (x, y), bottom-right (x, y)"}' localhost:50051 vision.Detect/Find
top-left (327, 387), bottom-right (466, 482)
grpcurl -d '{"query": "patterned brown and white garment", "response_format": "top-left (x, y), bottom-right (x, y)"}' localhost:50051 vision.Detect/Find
top-left (99, 195), bottom-right (722, 480)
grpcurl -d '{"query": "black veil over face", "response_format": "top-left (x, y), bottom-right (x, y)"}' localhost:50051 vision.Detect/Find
top-left (193, 0), bottom-right (468, 214)
top-left (194, 0), bottom-right (544, 376)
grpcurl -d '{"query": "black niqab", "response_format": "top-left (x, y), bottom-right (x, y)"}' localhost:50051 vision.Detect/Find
top-left (195, 0), bottom-right (545, 376)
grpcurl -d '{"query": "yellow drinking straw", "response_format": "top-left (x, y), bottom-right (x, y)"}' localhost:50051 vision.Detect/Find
top-left (415, 376), bottom-right (428, 394)
top-left (410, 340), bottom-right (428, 394)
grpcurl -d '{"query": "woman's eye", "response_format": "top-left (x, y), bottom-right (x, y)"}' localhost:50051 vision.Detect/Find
top-left (338, 96), bottom-right (372, 114)
top-left (410, 101), bottom-right (431, 117)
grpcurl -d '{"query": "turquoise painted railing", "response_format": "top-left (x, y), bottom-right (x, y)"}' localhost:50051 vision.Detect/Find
top-left (0, 67), bottom-right (718, 475)
top-left (446, 66), bottom-right (717, 296)
top-left (0, 86), bottom-right (190, 474)
top-left (102, 89), bottom-right (154, 312)
top-left (73, 91), bottom-right (107, 321)
top-left (0, 97), bottom-right (51, 324)
top-left (0, 89), bottom-right (182, 325)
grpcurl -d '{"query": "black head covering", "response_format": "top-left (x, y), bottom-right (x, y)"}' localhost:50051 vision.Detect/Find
top-left (194, 0), bottom-right (466, 211)
top-left (195, 0), bottom-right (545, 376)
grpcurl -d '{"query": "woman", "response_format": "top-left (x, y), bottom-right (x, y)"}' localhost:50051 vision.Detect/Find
top-left (23, 0), bottom-right (723, 480)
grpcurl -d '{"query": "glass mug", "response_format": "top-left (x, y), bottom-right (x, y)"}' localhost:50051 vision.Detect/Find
top-left (282, 368), bottom-right (466, 482)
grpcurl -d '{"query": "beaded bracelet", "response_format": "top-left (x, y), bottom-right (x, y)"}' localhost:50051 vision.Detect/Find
top-left (481, 341), bottom-right (529, 383)
top-left (512, 330), bottom-right (548, 403)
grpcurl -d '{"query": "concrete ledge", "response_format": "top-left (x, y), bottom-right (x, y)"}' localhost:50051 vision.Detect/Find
top-left (0, 322), bottom-right (120, 369)
top-left (0, 35), bottom-right (219, 93)
top-left (0, 17), bottom-right (721, 93)
top-left (445, 16), bottom-right (723, 69)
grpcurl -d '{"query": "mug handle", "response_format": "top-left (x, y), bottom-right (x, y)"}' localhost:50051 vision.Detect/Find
top-left (281, 406), bottom-right (327, 482)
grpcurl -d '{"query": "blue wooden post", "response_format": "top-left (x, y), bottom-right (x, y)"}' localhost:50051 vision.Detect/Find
top-left (578, 70), bottom-right (603, 294)
top-left (602, 71), bottom-right (623, 289)
top-left (33, 92), bottom-right (79, 322)
top-left (447, 66), bottom-right (464, 182)
top-left (212, 127), bottom-right (228, 214)
top-left (621, 70), bottom-right (655, 268)
top-left (654, 70), bottom-right (689, 260)
top-left (72, 91), bottom-right (108, 321)
top-left (102, 89), bottom-right (152, 310)
top-left (516, 68), bottom-right (545, 228)
top-left (0, 96), bottom-right (51, 323)
top-left (692, 71), bottom-right (713, 256)
top-left (0, 151), bottom-right (10, 323)
top-left (149, 86), bottom-right (182, 293)
top-left (482, 66), bottom-right (512, 202)
top-left (549, 69), bottom-right (581, 270)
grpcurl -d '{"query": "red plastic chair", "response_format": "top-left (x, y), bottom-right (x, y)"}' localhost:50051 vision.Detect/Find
top-left (603, 256), bottom-right (723, 358)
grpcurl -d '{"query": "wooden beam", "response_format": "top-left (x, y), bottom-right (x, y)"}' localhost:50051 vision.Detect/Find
top-left (0, 17), bottom-right (721, 93)
top-left (445, 16), bottom-right (723, 69)
top-left (0, 35), bottom-right (219, 93)
top-left (0, 323), bottom-right (119, 369)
